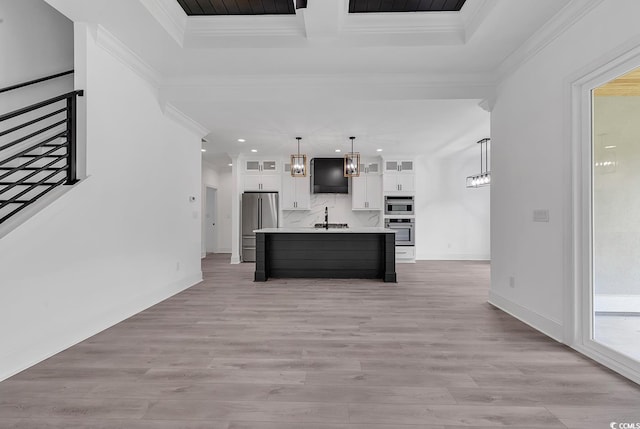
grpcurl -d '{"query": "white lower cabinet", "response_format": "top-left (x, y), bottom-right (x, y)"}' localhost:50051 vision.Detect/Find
top-left (281, 172), bottom-right (310, 210)
top-left (395, 246), bottom-right (416, 263)
top-left (352, 174), bottom-right (382, 210)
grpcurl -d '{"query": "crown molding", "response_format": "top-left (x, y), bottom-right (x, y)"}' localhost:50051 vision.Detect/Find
top-left (95, 25), bottom-right (162, 92)
top-left (138, 0), bottom-right (187, 47)
top-left (187, 15), bottom-right (302, 37)
top-left (342, 11), bottom-right (464, 44)
top-left (478, 97), bottom-right (495, 112)
top-left (183, 7), bottom-right (471, 47)
top-left (183, 15), bottom-right (304, 47)
top-left (497, 0), bottom-right (603, 81)
top-left (460, 0), bottom-right (498, 42)
top-left (163, 102), bottom-right (209, 138)
top-left (163, 72), bottom-right (495, 88)
top-left (161, 72), bottom-right (496, 102)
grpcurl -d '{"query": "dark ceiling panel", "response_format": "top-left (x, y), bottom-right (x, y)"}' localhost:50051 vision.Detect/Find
top-left (262, 0), bottom-right (278, 14)
top-left (348, 0), bottom-right (465, 13)
top-left (234, 0), bottom-right (253, 14)
top-left (194, 0), bottom-right (216, 14)
top-left (223, 0), bottom-right (241, 14)
top-left (176, 0), bottom-right (295, 15)
top-left (209, 0), bottom-right (229, 14)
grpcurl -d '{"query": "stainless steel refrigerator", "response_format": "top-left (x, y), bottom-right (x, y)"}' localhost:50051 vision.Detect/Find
top-left (241, 192), bottom-right (279, 262)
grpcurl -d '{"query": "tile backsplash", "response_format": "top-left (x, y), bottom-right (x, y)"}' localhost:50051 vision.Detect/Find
top-left (282, 193), bottom-right (380, 228)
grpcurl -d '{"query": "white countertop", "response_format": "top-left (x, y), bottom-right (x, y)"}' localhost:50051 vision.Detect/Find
top-left (254, 227), bottom-right (396, 233)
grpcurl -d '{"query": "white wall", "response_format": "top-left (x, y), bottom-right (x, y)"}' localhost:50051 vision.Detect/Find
top-left (490, 0), bottom-right (640, 341)
top-left (0, 0), bottom-right (74, 112)
top-left (0, 24), bottom-right (203, 380)
top-left (415, 148), bottom-right (490, 260)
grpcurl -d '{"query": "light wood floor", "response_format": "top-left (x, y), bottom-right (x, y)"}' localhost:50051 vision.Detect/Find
top-left (1, 254), bottom-right (639, 428)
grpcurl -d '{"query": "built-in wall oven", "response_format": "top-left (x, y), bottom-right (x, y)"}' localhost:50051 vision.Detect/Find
top-left (385, 196), bottom-right (414, 215)
top-left (385, 218), bottom-right (415, 246)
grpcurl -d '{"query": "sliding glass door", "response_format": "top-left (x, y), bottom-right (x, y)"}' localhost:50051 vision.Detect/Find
top-left (591, 67), bottom-right (640, 363)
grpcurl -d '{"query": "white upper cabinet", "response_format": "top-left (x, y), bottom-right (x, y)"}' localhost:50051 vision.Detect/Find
top-left (243, 174), bottom-right (280, 192)
top-left (383, 173), bottom-right (415, 194)
top-left (244, 160), bottom-right (278, 174)
top-left (352, 174), bottom-right (382, 210)
top-left (242, 159), bottom-right (281, 191)
top-left (384, 159), bottom-right (414, 174)
top-left (383, 158), bottom-right (415, 195)
top-left (281, 163), bottom-right (311, 210)
top-left (361, 160), bottom-right (381, 175)
top-left (352, 158), bottom-right (382, 210)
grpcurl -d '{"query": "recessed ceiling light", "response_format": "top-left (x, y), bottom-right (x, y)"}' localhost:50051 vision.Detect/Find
top-left (251, 149), bottom-right (258, 153)
top-left (605, 145), bottom-right (617, 149)
top-left (376, 149), bottom-right (383, 152)
top-left (335, 149), bottom-right (341, 153)
top-left (228, 163), bottom-right (233, 167)
top-left (238, 138), bottom-right (246, 142)
top-left (201, 149), bottom-right (207, 152)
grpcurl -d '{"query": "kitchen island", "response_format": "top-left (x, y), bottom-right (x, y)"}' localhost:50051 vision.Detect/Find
top-left (253, 227), bottom-right (397, 283)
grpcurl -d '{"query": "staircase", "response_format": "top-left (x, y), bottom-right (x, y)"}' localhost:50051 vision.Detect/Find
top-left (0, 71), bottom-right (83, 224)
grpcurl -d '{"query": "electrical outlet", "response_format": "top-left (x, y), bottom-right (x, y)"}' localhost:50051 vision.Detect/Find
top-left (533, 209), bottom-right (549, 222)
top-left (509, 276), bottom-right (515, 288)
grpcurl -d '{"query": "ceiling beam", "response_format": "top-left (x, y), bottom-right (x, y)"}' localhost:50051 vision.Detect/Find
top-left (298, 0), bottom-right (344, 39)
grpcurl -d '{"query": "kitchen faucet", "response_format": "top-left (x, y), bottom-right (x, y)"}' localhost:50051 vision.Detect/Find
top-left (324, 207), bottom-right (329, 230)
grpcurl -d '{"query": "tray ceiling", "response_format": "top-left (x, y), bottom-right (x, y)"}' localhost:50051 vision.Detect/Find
top-left (175, 0), bottom-right (466, 16)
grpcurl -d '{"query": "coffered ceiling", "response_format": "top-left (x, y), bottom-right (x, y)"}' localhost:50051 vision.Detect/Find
top-left (44, 0), bottom-right (584, 163)
top-left (175, 0), bottom-right (467, 16)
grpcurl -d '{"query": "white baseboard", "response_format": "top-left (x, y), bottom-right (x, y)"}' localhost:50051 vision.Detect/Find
top-left (594, 294), bottom-right (640, 313)
top-left (417, 253), bottom-right (490, 261)
top-left (488, 290), bottom-right (564, 342)
top-left (0, 271), bottom-right (202, 382)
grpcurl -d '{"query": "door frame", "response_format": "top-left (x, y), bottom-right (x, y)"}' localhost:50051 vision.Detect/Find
top-left (567, 38), bottom-right (640, 384)
top-left (203, 186), bottom-right (218, 257)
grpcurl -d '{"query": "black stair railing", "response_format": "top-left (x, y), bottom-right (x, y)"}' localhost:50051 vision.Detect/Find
top-left (0, 71), bottom-right (83, 224)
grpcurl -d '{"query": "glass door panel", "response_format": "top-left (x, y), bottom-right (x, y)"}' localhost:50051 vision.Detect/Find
top-left (592, 66), bottom-right (640, 362)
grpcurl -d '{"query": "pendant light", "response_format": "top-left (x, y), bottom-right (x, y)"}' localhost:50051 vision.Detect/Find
top-left (344, 136), bottom-right (360, 177)
top-left (466, 138), bottom-right (491, 188)
top-left (290, 137), bottom-right (307, 177)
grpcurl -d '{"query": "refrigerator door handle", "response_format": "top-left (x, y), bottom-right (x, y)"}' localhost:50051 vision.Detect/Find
top-left (258, 197), bottom-right (262, 229)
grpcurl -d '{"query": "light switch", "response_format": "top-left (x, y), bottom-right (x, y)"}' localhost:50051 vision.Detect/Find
top-left (533, 209), bottom-right (549, 222)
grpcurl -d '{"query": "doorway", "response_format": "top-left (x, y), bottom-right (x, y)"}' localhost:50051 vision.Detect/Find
top-left (205, 187), bottom-right (218, 254)
top-left (592, 67), bottom-right (640, 363)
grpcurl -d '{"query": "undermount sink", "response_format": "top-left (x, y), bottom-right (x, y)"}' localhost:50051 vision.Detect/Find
top-left (313, 223), bottom-right (349, 229)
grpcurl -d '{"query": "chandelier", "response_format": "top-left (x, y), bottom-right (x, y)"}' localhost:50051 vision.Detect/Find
top-left (290, 137), bottom-right (307, 177)
top-left (343, 136), bottom-right (360, 177)
top-left (466, 138), bottom-right (491, 188)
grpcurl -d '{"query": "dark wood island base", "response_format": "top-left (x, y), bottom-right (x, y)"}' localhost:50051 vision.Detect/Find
top-left (254, 230), bottom-right (397, 283)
